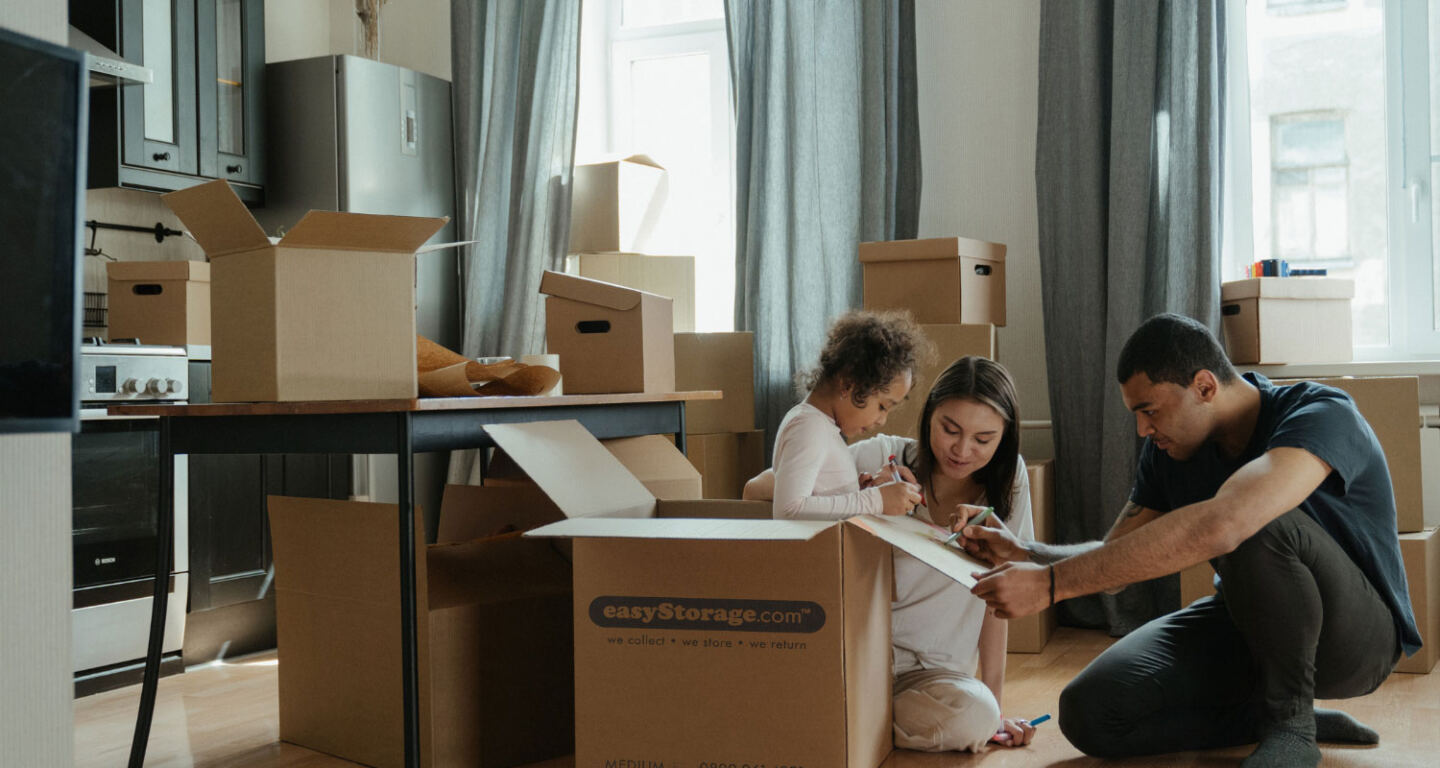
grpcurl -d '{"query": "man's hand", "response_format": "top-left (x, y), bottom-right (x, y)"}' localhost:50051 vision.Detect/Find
top-left (971, 561), bottom-right (1051, 619)
top-left (952, 513), bottom-right (1027, 566)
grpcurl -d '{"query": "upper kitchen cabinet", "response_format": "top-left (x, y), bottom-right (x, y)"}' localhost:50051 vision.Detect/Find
top-left (70, 0), bottom-right (265, 203)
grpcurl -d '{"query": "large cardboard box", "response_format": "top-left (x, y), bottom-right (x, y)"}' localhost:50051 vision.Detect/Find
top-left (859, 237), bottom-right (1006, 326)
top-left (601, 434), bottom-right (703, 500)
top-left (569, 154), bottom-right (667, 253)
top-left (1397, 527), bottom-right (1439, 674)
top-left (516, 423), bottom-right (995, 767)
top-left (883, 324), bottom-right (998, 440)
top-left (268, 496), bottom-right (573, 768)
top-left (106, 260), bottom-right (211, 346)
top-left (1424, 427), bottom-right (1440, 529)
top-left (1274, 376), bottom-right (1423, 532)
top-left (1221, 278), bottom-right (1354, 364)
top-left (683, 430), bottom-right (766, 500)
top-left (674, 331), bottom-right (756, 434)
top-left (570, 252), bottom-right (695, 333)
top-left (163, 180), bottom-right (444, 402)
top-left (540, 270), bottom-right (675, 394)
top-left (1009, 458), bottom-right (1057, 653)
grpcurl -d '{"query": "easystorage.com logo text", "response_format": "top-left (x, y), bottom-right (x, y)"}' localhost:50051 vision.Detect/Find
top-left (589, 596), bottom-right (826, 633)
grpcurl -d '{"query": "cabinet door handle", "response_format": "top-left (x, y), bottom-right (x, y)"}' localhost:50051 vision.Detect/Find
top-left (226, 164), bottom-right (242, 174)
top-left (153, 151), bottom-right (171, 161)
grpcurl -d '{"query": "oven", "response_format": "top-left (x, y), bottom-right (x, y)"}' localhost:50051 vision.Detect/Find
top-left (72, 340), bottom-right (189, 694)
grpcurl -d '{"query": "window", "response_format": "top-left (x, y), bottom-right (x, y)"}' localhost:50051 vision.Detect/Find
top-left (1225, 0), bottom-right (1439, 357)
top-left (576, 0), bottom-right (735, 332)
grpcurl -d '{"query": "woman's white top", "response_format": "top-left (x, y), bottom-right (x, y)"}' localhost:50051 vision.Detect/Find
top-left (771, 402), bottom-right (884, 519)
top-left (850, 434), bottom-right (1033, 677)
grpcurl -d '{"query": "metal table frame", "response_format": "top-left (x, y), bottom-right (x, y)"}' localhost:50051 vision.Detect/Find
top-left (126, 397), bottom-right (694, 768)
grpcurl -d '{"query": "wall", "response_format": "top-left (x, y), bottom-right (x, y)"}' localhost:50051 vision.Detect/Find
top-left (265, 0), bottom-right (451, 80)
top-left (914, 0), bottom-right (1050, 456)
top-left (0, 5), bottom-right (75, 767)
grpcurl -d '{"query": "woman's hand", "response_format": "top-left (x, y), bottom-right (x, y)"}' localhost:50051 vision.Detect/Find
top-left (990, 717), bottom-right (1037, 747)
top-left (878, 480), bottom-right (923, 515)
top-left (950, 509), bottom-right (1027, 565)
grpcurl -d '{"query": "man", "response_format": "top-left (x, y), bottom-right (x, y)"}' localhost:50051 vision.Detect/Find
top-left (960, 313), bottom-right (1419, 767)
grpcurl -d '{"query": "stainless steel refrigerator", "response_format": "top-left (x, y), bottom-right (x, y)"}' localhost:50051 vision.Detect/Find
top-left (257, 54), bottom-right (458, 532)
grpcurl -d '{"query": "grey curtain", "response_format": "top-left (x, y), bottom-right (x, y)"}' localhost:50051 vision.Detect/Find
top-left (1035, 0), bottom-right (1224, 634)
top-left (726, 0), bottom-right (920, 458)
top-left (448, 0), bottom-right (581, 483)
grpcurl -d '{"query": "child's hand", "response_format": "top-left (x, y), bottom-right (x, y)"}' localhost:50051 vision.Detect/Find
top-left (878, 481), bottom-right (922, 516)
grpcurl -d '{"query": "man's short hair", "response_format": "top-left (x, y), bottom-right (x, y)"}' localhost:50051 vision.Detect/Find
top-left (1116, 313), bottom-right (1238, 387)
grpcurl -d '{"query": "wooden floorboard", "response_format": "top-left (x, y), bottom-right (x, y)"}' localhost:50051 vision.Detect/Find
top-left (74, 628), bottom-right (1439, 767)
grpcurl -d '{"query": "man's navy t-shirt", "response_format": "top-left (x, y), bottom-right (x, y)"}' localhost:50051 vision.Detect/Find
top-left (1129, 372), bottom-right (1421, 656)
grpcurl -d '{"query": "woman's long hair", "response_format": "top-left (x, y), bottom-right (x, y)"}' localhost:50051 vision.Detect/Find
top-left (911, 356), bottom-right (1022, 524)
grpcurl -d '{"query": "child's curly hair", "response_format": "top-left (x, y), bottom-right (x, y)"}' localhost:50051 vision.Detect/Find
top-left (796, 310), bottom-right (931, 407)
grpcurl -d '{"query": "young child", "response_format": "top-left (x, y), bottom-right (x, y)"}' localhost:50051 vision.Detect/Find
top-left (771, 310), bottom-right (927, 519)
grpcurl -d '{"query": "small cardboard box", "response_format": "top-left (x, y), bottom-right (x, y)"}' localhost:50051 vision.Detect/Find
top-left (163, 180), bottom-right (445, 402)
top-left (859, 237), bottom-right (1007, 326)
top-left (674, 331), bottom-right (756, 434)
top-left (683, 430), bottom-right (766, 500)
top-left (1009, 458), bottom-right (1057, 653)
top-left (883, 324), bottom-right (998, 440)
top-left (1221, 278), bottom-right (1354, 364)
top-left (570, 252), bottom-right (695, 333)
top-left (1397, 527), bottom-right (1439, 674)
top-left (1274, 376), bottom-right (1423, 532)
top-left (540, 270), bottom-right (675, 394)
top-left (268, 495), bottom-right (573, 768)
top-left (569, 154), bottom-right (667, 254)
top-left (105, 260), bottom-right (211, 346)
top-left (516, 422), bottom-right (995, 767)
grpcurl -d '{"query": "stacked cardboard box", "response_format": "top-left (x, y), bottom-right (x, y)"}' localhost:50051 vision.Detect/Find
top-left (858, 237), bottom-right (1007, 439)
top-left (567, 154), bottom-right (696, 332)
top-left (674, 332), bottom-right (765, 499)
top-left (1220, 278), bottom-right (1354, 364)
top-left (540, 270), bottom-right (675, 394)
top-left (1009, 458), bottom-right (1058, 653)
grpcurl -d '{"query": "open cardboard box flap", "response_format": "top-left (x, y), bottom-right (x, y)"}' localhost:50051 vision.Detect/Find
top-left (540, 269), bottom-right (662, 312)
top-left (280, 210), bottom-right (447, 253)
top-left (525, 516), bottom-right (831, 541)
top-left (487, 420), bottom-right (655, 518)
top-left (162, 179), bottom-right (271, 257)
top-left (858, 236), bottom-right (1006, 265)
top-left (847, 514), bottom-right (987, 589)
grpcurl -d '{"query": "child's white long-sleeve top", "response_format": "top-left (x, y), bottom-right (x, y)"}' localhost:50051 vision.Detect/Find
top-left (771, 402), bottom-right (884, 519)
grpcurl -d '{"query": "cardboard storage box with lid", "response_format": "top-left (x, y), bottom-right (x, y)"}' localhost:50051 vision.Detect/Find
top-left (105, 260), bottom-right (211, 346)
top-left (515, 422), bottom-right (998, 767)
top-left (859, 236), bottom-right (1007, 326)
top-left (163, 179), bottom-right (446, 402)
top-left (540, 270), bottom-right (675, 394)
top-left (1273, 376), bottom-right (1424, 532)
top-left (569, 153), bottom-right (667, 254)
top-left (1398, 527), bottom-right (1439, 674)
top-left (268, 495), bottom-right (574, 768)
top-left (569, 251), bottom-right (696, 333)
top-left (1221, 277), bottom-right (1354, 364)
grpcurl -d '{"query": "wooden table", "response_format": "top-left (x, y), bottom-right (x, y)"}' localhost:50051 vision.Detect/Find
top-left (110, 391), bottom-right (721, 768)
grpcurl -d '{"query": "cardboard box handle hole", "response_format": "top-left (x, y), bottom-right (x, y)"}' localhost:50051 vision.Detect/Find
top-left (132, 284), bottom-right (164, 296)
top-left (1221, 303), bottom-right (1240, 316)
top-left (973, 264), bottom-right (992, 276)
top-left (576, 320), bottom-right (612, 334)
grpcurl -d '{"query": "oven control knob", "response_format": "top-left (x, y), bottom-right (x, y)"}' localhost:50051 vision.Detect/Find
top-left (120, 378), bottom-right (141, 394)
top-left (144, 378), bottom-right (167, 395)
top-left (166, 378), bottom-right (183, 395)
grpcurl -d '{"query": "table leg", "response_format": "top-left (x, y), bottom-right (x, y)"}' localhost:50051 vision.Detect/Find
top-left (128, 418), bottom-right (173, 768)
top-left (676, 402), bottom-right (687, 455)
top-left (396, 413), bottom-right (421, 768)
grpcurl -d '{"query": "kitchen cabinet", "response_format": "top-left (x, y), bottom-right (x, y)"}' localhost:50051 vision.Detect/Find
top-left (70, 0), bottom-right (265, 202)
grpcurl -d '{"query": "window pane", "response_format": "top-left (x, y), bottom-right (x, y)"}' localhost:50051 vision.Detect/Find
top-left (1248, 0), bottom-right (1389, 346)
top-left (622, 0), bottom-right (723, 28)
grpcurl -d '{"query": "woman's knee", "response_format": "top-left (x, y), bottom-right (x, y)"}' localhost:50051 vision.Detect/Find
top-left (893, 678), bottom-right (1000, 753)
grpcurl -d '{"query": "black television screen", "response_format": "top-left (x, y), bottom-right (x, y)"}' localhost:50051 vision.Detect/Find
top-left (0, 26), bottom-right (87, 433)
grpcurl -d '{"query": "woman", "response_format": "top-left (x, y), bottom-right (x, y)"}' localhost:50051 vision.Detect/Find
top-left (744, 356), bottom-right (1038, 752)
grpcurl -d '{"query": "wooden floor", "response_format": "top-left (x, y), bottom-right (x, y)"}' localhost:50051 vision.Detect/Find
top-left (75, 628), bottom-right (1439, 768)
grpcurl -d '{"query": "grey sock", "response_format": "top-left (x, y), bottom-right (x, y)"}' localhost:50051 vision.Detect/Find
top-left (1314, 708), bottom-right (1379, 744)
top-left (1241, 715), bottom-right (1320, 768)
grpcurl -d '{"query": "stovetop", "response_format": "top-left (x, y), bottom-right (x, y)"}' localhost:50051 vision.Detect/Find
top-left (80, 338), bottom-right (188, 404)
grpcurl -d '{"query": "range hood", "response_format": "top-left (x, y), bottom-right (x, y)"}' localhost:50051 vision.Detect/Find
top-left (67, 25), bottom-right (152, 87)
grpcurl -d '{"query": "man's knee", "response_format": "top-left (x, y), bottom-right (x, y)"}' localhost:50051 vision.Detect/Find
top-left (1059, 668), bottom-right (1132, 757)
